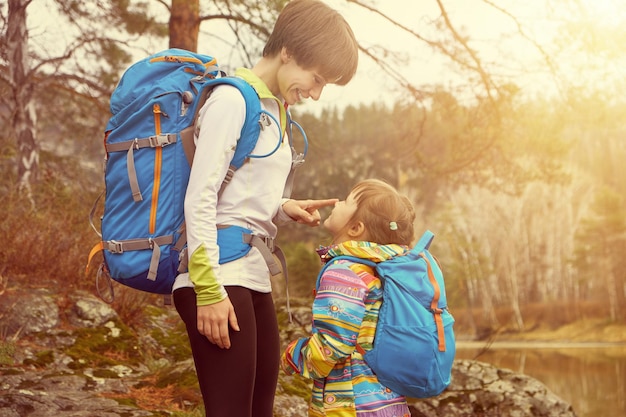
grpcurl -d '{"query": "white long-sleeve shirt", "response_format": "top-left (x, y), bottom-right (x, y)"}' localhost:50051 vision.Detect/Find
top-left (173, 68), bottom-right (293, 305)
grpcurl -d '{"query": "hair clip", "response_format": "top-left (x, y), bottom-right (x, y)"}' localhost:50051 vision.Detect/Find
top-left (389, 221), bottom-right (398, 231)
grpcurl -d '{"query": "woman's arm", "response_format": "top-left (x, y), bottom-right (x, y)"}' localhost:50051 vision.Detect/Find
top-left (184, 85), bottom-right (246, 348)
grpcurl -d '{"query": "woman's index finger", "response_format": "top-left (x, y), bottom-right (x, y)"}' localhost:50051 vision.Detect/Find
top-left (307, 199), bottom-right (339, 210)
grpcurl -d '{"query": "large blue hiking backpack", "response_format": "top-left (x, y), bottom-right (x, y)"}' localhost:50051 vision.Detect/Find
top-left (318, 230), bottom-right (455, 398)
top-left (87, 48), bottom-right (305, 300)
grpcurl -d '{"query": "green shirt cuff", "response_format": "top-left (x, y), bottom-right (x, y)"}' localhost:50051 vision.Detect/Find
top-left (188, 244), bottom-right (226, 305)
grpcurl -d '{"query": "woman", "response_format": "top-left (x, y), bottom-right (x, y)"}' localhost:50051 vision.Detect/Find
top-left (172, 1), bottom-right (359, 416)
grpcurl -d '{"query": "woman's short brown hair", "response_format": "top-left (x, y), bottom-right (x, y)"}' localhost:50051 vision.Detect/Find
top-left (263, 0), bottom-right (359, 85)
top-left (349, 179), bottom-right (416, 246)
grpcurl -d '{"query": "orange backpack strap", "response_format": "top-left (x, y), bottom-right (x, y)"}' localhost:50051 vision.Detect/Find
top-left (420, 253), bottom-right (446, 352)
top-left (86, 241), bottom-right (104, 275)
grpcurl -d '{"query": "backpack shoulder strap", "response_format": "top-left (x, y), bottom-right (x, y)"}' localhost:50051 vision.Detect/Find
top-left (182, 75), bottom-right (262, 171)
top-left (318, 255), bottom-right (379, 357)
top-left (205, 76), bottom-right (262, 171)
top-left (315, 255), bottom-right (368, 289)
top-left (414, 230), bottom-right (435, 253)
top-left (193, 76), bottom-right (263, 197)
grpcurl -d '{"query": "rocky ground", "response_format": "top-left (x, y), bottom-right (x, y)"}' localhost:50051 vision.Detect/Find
top-left (0, 287), bottom-right (581, 417)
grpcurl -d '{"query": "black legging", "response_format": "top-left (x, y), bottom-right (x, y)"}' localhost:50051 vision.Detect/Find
top-left (173, 286), bottom-right (280, 417)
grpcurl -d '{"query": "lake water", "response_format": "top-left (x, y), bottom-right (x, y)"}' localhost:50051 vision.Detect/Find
top-left (455, 343), bottom-right (626, 417)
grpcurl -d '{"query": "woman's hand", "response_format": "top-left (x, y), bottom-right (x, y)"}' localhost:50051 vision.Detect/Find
top-left (282, 199), bottom-right (338, 227)
top-left (196, 297), bottom-right (240, 349)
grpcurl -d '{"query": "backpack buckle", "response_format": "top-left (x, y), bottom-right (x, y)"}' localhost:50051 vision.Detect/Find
top-left (258, 113), bottom-right (271, 131)
top-left (252, 235), bottom-right (274, 252)
top-left (149, 133), bottom-right (175, 147)
top-left (105, 240), bottom-right (124, 254)
top-left (292, 152), bottom-right (305, 169)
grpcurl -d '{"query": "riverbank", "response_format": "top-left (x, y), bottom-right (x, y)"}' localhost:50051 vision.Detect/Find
top-left (455, 318), bottom-right (626, 345)
top-left (454, 335), bottom-right (626, 417)
top-left (457, 340), bottom-right (626, 349)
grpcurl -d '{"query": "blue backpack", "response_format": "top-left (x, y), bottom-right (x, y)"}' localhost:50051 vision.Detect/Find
top-left (318, 230), bottom-right (455, 398)
top-left (87, 48), bottom-right (305, 300)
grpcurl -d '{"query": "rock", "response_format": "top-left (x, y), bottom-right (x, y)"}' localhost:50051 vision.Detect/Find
top-left (273, 394), bottom-right (310, 417)
top-left (0, 371), bottom-right (151, 417)
top-left (408, 360), bottom-right (578, 417)
top-left (69, 291), bottom-right (118, 327)
top-left (0, 288), bottom-right (59, 337)
top-left (0, 289), bottom-right (579, 417)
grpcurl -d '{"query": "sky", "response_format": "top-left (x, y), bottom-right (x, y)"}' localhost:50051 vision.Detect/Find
top-left (24, 0), bottom-right (626, 113)
top-left (24, 1), bottom-right (547, 106)
top-left (296, 0), bottom-right (626, 112)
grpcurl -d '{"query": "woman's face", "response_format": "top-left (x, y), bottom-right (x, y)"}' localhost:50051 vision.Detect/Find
top-left (277, 53), bottom-right (327, 105)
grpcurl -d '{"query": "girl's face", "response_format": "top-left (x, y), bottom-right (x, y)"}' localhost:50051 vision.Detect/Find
top-left (323, 192), bottom-right (358, 239)
top-left (277, 53), bottom-right (327, 105)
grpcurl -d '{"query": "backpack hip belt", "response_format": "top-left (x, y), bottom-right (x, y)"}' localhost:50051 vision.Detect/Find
top-left (243, 233), bottom-right (280, 274)
top-left (220, 227), bottom-right (292, 321)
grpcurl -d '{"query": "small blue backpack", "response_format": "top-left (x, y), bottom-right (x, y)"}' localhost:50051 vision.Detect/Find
top-left (87, 48), bottom-right (305, 300)
top-left (319, 230), bottom-right (455, 398)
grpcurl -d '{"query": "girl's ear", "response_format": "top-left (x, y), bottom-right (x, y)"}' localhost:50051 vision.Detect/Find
top-left (347, 220), bottom-right (367, 240)
top-left (280, 47), bottom-right (291, 63)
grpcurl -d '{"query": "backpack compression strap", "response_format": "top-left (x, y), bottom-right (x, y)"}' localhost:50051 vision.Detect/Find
top-left (105, 133), bottom-right (179, 203)
top-left (419, 252), bottom-right (447, 352)
top-left (413, 230), bottom-right (447, 351)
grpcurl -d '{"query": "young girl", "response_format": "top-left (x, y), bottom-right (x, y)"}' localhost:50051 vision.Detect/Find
top-left (173, 1), bottom-right (359, 416)
top-left (281, 179), bottom-right (414, 417)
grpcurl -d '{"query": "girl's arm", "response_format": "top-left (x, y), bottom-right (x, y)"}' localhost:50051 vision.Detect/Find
top-left (281, 261), bottom-right (368, 378)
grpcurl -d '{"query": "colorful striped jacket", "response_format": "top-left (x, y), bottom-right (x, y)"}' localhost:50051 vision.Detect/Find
top-left (281, 241), bottom-right (411, 417)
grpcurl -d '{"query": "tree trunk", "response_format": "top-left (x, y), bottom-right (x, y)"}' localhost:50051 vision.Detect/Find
top-left (169, 0), bottom-right (200, 51)
top-left (7, 0), bottom-right (38, 207)
top-left (508, 256), bottom-right (525, 331)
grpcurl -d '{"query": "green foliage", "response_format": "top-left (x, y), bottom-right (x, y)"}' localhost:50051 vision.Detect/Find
top-left (23, 350), bottom-right (55, 368)
top-left (149, 323), bottom-right (192, 363)
top-left (573, 186), bottom-right (626, 272)
top-left (278, 373), bottom-right (312, 400)
top-left (65, 320), bottom-right (142, 369)
top-left (0, 340), bottom-right (16, 366)
top-left (281, 240), bottom-right (323, 299)
top-left (572, 186), bottom-right (626, 319)
top-left (170, 408), bottom-right (205, 417)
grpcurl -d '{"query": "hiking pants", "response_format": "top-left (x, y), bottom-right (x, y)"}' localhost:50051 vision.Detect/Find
top-left (173, 285), bottom-right (280, 417)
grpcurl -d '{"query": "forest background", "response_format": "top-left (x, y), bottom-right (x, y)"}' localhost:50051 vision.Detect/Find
top-left (1, 0), bottom-right (625, 341)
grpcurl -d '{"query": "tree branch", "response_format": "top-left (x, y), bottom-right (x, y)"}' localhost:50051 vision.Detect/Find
top-left (199, 13), bottom-right (270, 36)
top-left (434, 0), bottom-right (498, 103)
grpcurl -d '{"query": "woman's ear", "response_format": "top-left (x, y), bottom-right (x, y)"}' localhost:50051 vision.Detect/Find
top-left (347, 221), bottom-right (367, 240)
top-left (280, 47), bottom-right (291, 63)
